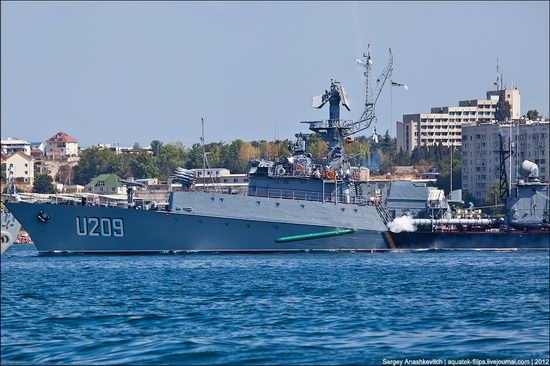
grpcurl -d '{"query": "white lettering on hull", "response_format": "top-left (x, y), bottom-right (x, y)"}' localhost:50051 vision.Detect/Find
top-left (76, 217), bottom-right (124, 237)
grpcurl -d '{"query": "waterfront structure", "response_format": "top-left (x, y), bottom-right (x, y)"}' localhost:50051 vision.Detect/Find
top-left (45, 132), bottom-right (79, 160)
top-left (396, 89), bottom-right (521, 152)
top-left (192, 168), bottom-right (230, 179)
top-left (461, 120), bottom-right (549, 200)
top-left (90, 144), bottom-right (154, 155)
top-left (85, 174), bottom-right (125, 195)
top-left (190, 168), bottom-right (249, 183)
top-left (183, 168), bottom-right (249, 192)
top-left (1, 138), bottom-right (31, 156)
top-left (3, 152), bottom-right (34, 184)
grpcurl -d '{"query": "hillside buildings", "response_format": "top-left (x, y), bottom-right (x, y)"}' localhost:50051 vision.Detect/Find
top-left (4, 152), bottom-right (34, 184)
top-left (1, 138), bottom-right (31, 156)
top-left (397, 89), bottom-right (521, 152)
top-left (461, 120), bottom-right (549, 200)
top-left (45, 131), bottom-right (79, 160)
top-left (85, 174), bottom-right (126, 195)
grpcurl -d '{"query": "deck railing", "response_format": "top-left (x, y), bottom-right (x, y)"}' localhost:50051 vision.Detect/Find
top-left (246, 186), bottom-right (369, 205)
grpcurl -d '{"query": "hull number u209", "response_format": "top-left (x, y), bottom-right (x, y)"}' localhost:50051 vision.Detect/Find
top-left (76, 217), bottom-right (124, 237)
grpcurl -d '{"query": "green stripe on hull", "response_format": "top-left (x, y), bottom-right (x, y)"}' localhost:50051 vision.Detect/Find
top-left (275, 229), bottom-right (355, 243)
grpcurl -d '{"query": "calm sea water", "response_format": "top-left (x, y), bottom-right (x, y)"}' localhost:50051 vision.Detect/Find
top-left (1, 245), bottom-right (549, 365)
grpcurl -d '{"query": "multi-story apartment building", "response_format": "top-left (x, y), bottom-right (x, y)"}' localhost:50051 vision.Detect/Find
top-left (397, 89), bottom-right (521, 152)
top-left (45, 131), bottom-right (79, 160)
top-left (461, 120), bottom-right (549, 200)
top-left (0, 138), bottom-right (31, 156)
top-left (3, 152), bottom-right (34, 184)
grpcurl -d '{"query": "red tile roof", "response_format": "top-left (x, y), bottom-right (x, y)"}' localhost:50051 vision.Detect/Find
top-left (47, 131), bottom-right (78, 143)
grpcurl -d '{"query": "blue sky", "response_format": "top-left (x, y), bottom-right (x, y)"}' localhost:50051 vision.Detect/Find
top-left (1, 1), bottom-right (548, 147)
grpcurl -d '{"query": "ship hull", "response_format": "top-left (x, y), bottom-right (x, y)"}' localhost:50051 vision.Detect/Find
top-left (1, 210), bottom-right (21, 255)
top-left (5, 202), bottom-right (389, 253)
top-left (388, 230), bottom-right (550, 250)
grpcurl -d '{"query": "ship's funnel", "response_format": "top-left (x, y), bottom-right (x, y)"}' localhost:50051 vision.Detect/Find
top-left (519, 160), bottom-right (539, 179)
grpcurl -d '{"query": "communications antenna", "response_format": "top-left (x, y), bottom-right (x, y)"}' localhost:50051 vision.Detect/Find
top-left (201, 118), bottom-right (206, 190)
top-left (354, 44), bottom-right (394, 135)
top-left (494, 57), bottom-right (504, 90)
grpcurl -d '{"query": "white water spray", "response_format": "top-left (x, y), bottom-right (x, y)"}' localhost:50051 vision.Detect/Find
top-left (387, 215), bottom-right (416, 233)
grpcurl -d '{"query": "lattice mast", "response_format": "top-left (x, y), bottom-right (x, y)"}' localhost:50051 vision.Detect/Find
top-left (353, 44), bottom-right (393, 136)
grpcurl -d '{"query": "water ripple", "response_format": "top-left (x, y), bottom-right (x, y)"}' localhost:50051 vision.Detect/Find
top-left (2, 245), bottom-right (549, 364)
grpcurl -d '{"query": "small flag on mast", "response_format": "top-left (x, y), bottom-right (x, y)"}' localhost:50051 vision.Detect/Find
top-left (391, 81), bottom-right (408, 90)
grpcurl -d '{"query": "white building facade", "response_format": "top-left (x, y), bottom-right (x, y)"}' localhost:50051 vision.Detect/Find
top-left (4, 152), bottom-right (34, 184)
top-left (461, 120), bottom-right (549, 200)
top-left (1, 138), bottom-right (31, 156)
top-left (397, 89), bottom-right (521, 152)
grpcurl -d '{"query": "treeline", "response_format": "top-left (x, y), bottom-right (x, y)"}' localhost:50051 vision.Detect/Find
top-left (368, 131), bottom-right (464, 197)
top-left (64, 136), bottom-right (373, 186)
top-left (68, 140), bottom-right (294, 185)
top-left (63, 132), bottom-right (463, 198)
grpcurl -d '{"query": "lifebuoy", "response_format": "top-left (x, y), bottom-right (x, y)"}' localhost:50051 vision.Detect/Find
top-left (325, 170), bottom-right (336, 180)
top-left (352, 172), bottom-right (360, 180)
top-left (277, 167), bottom-right (286, 175)
top-left (295, 164), bottom-right (304, 173)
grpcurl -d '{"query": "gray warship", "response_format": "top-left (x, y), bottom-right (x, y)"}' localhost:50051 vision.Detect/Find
top-left (6, 58), bottom-right (400, 254)
top-left (1, 171), bottom-right (22, 255)
top-left (1, 207), bottom-right (21, 255)
top-left (384, 160), bottom-right (549, 249)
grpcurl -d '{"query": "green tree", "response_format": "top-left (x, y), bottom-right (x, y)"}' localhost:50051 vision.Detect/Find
top-left (72, 148), bottom-right (131, 185)
top-left (72, 148), bottom-right (112, 185)
top-left (33, 174), bottom-right (56, 193)
top-left (221, 139), bottom-right (245, 173)
top-left (307, 135), bottom-right (328, 162)
top-left (483, 182), bottom-right (503, 215)
top-left (186, 143), bottom-right (204, 170)
top-left (526, 110), bottom-right (539, 120)
top-left (495, 97), bottom-right (511, 121)
top-left (343, 140), bottom-right (371, 166)
top-left (157, 142), bottom-right (189, 180)
top-left (150, 140), bottom-right (163, 156)
top-left (434, 149), bottom-right (462, 195)
top-left (128, 153), bottom-right (159, 179)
